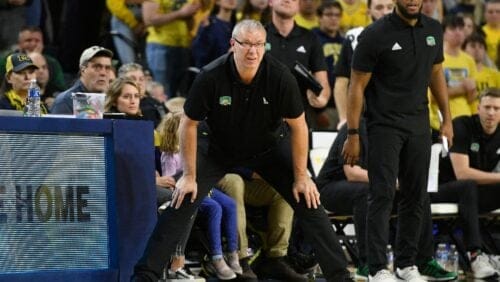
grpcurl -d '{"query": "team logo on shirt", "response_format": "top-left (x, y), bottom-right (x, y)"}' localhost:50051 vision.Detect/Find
top-left (296, 46), bottom-right (307, 53)
top-left (470, 142), bottom-right (480, 152)
top-left (219, 96), bottom-right (232, 106)
top-left (426, 36), bottom-right (436, 46)
top-left (391, 42), bottom-right (402, 51)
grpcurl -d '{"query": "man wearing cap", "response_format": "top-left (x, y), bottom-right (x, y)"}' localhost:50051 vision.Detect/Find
top-left (0, 52), bottom-right (48, 114)
top-left (51, 46), bottom-right (113, 114)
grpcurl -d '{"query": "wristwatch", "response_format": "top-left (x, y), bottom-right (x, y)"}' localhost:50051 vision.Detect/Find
top-left (347, 128), bottom-right (359, 135)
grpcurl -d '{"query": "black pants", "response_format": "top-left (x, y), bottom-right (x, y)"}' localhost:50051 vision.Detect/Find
top-left (367, 127), bottom-right (431, 274)
top-left (320, 181), bottom-right (434, 267)
top-left (430, 180), bottom-right (482, 251)
top-left (133, 134), bottom-right (349, 281)
top-left (476, 184), bottom-right (500, 213)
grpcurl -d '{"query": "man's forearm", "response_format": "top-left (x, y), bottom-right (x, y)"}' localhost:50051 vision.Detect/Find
top-left (179, 116), bottom-right (198, 178)
top-left (287, 114), bottom-right (310, 180)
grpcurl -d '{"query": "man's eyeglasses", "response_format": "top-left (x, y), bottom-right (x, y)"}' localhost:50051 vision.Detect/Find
top-left (233, 38), bottom-right (266, 49)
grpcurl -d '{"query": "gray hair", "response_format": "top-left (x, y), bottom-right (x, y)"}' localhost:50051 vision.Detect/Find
top-left (118, 63), bottom-right (143, 78)
top-left (232, 19), bottom-right (266, 39)
top-left (146, 80), bottom-right (163, 94)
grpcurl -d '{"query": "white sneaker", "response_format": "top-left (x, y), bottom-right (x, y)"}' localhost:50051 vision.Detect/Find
top-left (167, 267), bottom-right (206, 281)
top-left (395, 265), bottom-right (425, 282)
top-left (369, 269), bottom-right (396, 282)
top-left (471, 253), bottom-right (498, 279)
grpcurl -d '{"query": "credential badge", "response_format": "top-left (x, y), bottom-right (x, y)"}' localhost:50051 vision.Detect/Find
top-left (426, 36), bottom-right (436, 46)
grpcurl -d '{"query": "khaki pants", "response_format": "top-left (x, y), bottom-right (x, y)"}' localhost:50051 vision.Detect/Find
top-left (218, 174), bottom-right (294, 258)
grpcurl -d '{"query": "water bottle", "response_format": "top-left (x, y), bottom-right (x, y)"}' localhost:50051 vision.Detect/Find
top-left (26, 79), bottom-right (41, 117)
top-left (436, 243), bottom-right (448, 268)
top-left (447, 244), bottom-right (459, 273)
top-left (386, 244), bottom-right (394, 272)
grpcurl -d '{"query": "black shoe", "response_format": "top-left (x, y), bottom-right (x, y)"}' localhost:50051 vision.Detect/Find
top-left (254, 256), bottom-right (308, 282)
top-left (287, 252), bottom-right (319, 274)
top-left (237, 257), bottom-right (258, 282)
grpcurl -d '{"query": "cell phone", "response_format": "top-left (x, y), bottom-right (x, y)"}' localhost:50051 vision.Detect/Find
top-left (441, 136), bottom-right (449, 158)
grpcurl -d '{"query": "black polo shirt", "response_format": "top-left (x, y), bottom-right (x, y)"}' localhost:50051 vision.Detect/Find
top-left (315, 121), bottom-right (368, 189)
top-left (265, 23), bottom-right (327, 99)
top-left (184, 52), bottom-right (304, 161)
top-left (439, 115), bottom-right (500, 183)
top-left (352, 12), bottom-right (444, 134)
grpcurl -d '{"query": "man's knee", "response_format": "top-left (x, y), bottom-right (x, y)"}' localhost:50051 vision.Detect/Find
top-left (217, 174), bottom-right (245, 200)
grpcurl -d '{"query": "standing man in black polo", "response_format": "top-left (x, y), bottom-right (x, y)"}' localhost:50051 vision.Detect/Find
top-left (342, 0), bottom-right (453, 281)
top-left (132, 20), bottom-right (353, 282)
top-left (266, 0), bottom-right (330, 130)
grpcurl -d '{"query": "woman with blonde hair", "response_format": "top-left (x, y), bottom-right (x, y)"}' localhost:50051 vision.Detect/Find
top-left (105, 77), bottom-right (142, 117)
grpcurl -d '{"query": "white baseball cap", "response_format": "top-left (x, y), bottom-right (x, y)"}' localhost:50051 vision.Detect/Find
top-left (79, 46), bottom-right (113, 66)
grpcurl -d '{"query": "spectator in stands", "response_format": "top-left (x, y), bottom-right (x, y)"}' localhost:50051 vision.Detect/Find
top-left (294, 0), bottom-right (319, 29)
top-left (156, 111), bottom-right (241, 281)
top-left (318, 121), bottom-right (458, 281)
top-left (429, 16), bottom-right (477, 141)
top-left (437, 88), bottom-right (500, 276)
top-left (192, 0), bottom-right (237, 68)
top-left (104, 77), bottom-right (142, 117)
top-left (0, 0), bottom-right (27, 53)
top-left (28, 52), bottom-right (57, 109)
top-left (132, 20), bottom-right (353, 282)
top-left (422, 0), bottom-right (442, 22)
top-left (236, 0), bottom-right (271, 23)
top-left (147, 81), bottom-right (167, 105)
top-left (51, 46), bottom-right (113, 114)
top-left (217, 172), bottom-right (301, 281)
top-left (333, 0), bottom-right (393, 127)
top-left (342, 0), bottom-right (453, 279)
top-left (463, 33), bottom-right (500, 112)
top-left (266, 0), bottom-right (330, 130)
top-left (462, 13), bottom-right (479, 38)
top-left (142, 0), bottom-right (200, 97)
top-left (118, 63), bottom-right (166, 127)
top-left (311, 1), bottom-right (344, 129)
top-left (338, 0), bottom-right (369, 33)
top-left (106, 0), bottom-right (146, 64)
top-left (0, 26), bottom-right (65, 93)
top-left (482, 0), bottom-right (500, 68)
top-left (0, 52), bottom-right (47, 113)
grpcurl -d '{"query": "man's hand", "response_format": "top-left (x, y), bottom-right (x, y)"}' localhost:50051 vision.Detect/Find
top-left (440, 120), bottom-right (454, 148)
top-left (178, 2), bottom-right (200, 18)
top-left (171, 175), bottom-right (197, 209)
top-left (342, 135), bottom-right (360, 166)
top-left (293, 177), bottom-right (321, 209)
top-left (306, 90), bottom-right (328, 108)
top-left (462, 78), bottom-right (477, 103)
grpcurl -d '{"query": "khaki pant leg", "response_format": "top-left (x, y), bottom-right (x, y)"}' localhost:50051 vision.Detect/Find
top-left (244, 178), bottom-right (294, 258)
